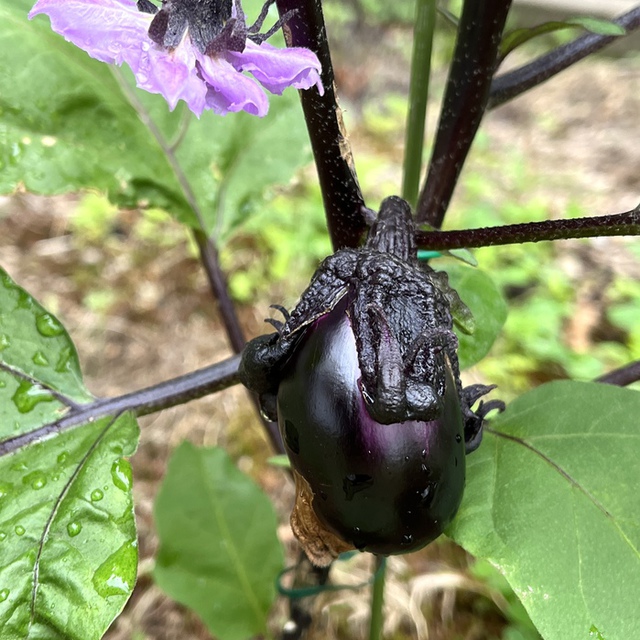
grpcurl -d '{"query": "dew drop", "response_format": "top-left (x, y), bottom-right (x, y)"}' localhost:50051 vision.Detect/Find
top-left (0, 532), bottom-right (6, 542)
top-left (0, 589), bottom-right (9, 603)
top-left (111, 459), bottom-right (132, 492)
top-left (67, 522), bottom-right (82, 537)
top-left (55, 346), bottom-right (73, 373)
top-left (16, 290), bottom-right (34, 310)
top-left (57, 451), bottom-right (69, 464)
top-left (0, 482), bottom-right (12, 499)
top-left (0, 333), bottom-right (10, 352)
top-left (36, 313), bottom-right (64, 337)
top-left (421, 463), bottom-right (430, 475)
top-left (92, 541), bottom-right (137, 598)
top-left (421, 449), bottom-right (427, 459)
top-left (402, 534), bottom-right (414, 545)
top-left (11, 380), bottom-right (54, 413)
top-left (0, 379), bottom-right (6, 388)
top-left (15, 525), bottom-right (25, 536)
top-left (404, 455), bottom-right (410, 462)
top-left (32, 351), bottom-right (50, 366)
top-left (22, 470), bottom-right (47, 490)
top-left (141, 41), bottom-right (150, 52)
top-left (455, 434), bottom-right (462, 443)
top-left (91, 489), bottom-right (104, 502)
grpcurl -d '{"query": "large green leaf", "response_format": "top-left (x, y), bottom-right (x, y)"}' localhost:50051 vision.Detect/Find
top-left (1, 0), bottom-right (310, 238)
top-left (446, 263), bottom-right (508, 369)
top-left (0, 268), bottom-right (139, 639)
top-left (448, 381), bottom-right (640, 640)
top-left (154, 442), bottom-right (284, 640)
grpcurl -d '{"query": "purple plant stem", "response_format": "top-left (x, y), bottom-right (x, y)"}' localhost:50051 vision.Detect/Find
top-left (416, 0), bottom-right (513, 228)
top-left (275, 0), bottom-right (367, 250)
top-left (415, 207), bottom-right (639, 250)
top-left (489, 6), bottom-right (640, 110)
top-left (0, 356), bottom-right (242, 457)
top-left (595, 360), bottom-right (640, 387)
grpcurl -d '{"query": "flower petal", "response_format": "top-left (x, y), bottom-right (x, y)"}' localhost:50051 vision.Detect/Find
top-left (226, 40), bottom-right (324, 96)
top-left (29, 0), bottom-right (149, 65)
top-left (141, 41), bottom-right (208, 116)
top-left (196, 51), bottom-right (269, 117)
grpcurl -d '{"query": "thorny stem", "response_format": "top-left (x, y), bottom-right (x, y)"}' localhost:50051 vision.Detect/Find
top-left (416, 0), bottom-right (513, 228)
top-left (275, 0), bottom-right (368, 250)
top-left (489, 6), bottom-right (640, 110)
top-left (415, 207), bottom-right (640, 250)
top-left (402, 0), bottom-right (437, 208)
top-left (0, 357), bottom-right (242, 457)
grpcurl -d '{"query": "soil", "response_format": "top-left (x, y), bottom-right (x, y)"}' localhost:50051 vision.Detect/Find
top-left (0, 23), bottom-right (638, 640)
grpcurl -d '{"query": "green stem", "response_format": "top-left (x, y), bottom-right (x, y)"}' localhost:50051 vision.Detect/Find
top-left (402, 0), bottom-right (437, 208)
top-left (368, 555), bottom-right (387, 640)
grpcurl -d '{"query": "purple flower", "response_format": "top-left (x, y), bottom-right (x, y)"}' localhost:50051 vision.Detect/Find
top-left (29, 0), bottom-right (323, 117)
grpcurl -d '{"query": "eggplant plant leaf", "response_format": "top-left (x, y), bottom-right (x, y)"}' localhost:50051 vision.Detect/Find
top-left (0, 267), bottom-right (140, 640)
top-left (448, 381), bottom-right (640, 640)
top-left (445, 264), bottom-right (507, 369)
top-left (153, 442), bottom-right (285, 640)
top-left (1, 0), bottom-right (310, 239)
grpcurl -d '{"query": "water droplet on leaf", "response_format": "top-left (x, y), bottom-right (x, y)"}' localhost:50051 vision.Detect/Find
top-left (36, 313), bottom-right (64, 337)
top-left (55, 346), bottom-right (73, 373)
top-left (57, 451), bottom-right (69, 464)
top-left (0, 334), bottom-right (10, 351)
top-left (0, 482), bottom-right (12, 499)
top-left (0, 589), bottom-right (9, 602)
top-left (22, 470), bottom-right (47, 490)
top-left (91, 489), bottom-right (104, 502)
top-left (111, 459), bottom-right (132, 492)
top-left (92, 541), bottom-right (137, 598)
top-left (12, 380), bottom-right (54, 413)
top-left (15, 525), bottom-right (25, 536)
top-left (67, 522), bottom-right (82, 537)
top-left (0, 532), bottom-right (7, 542)
top-left (32, 351), bottom-right (50, 366)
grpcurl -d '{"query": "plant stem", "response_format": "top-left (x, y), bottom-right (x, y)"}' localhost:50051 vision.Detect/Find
top-left (402, 0), bottom-right (437, 209)
top-left (416, 0), bottom-right (513, 227)
top-left (595, 360), bottom-right (640, 387)
top-left (193, 229), bottom-right (246, 354)
top-left (489, 6), bottom-right (640, 110)
top-left (275, 0), bottom-right (368, 250)
top-left (415, 207), bottom-right (640, 250)
top-left (368, 555), bottom-right (387, 640)
top-left (0, 356), bottom-right (243, 457)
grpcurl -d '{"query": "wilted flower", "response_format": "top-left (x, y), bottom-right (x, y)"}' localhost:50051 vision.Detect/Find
top-left (29, 0), bottom-right (323, 117)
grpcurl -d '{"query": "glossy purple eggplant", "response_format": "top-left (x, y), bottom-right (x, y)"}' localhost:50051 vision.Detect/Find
top-left (277, 295), bottom-right (466, 557)
top-left (239, 196), bottom-right (499, 565)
